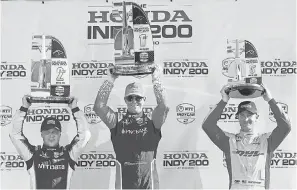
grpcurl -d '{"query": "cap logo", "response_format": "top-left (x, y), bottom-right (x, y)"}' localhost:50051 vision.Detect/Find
top-left (47, 120), bottom-right (55, 125)
top-left (241, 104), bottom-right (252, 109)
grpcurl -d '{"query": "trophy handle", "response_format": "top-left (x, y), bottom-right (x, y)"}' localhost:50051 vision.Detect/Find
top-left (27, 96), bottom-right (73, 104)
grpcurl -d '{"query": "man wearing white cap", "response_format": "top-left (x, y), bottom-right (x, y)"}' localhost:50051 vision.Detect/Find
top-left (94, 65), bottom-right (169, 189)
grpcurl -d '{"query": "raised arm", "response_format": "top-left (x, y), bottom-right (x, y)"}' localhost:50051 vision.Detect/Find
top-left (9, 95), bottom-right (36, 161)
top-left (151, 65), bottom-right (170, 129)
top-left (93, 68), bottom-right (118, 129)
top-left (202, 86), bottom-right (230, 152)
top-left (66, 98), bottom-right (91, 162)
top-left (261, 85), bottom-right (291, 151)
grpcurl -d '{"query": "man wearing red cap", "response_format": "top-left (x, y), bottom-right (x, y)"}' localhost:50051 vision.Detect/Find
top-left (202, 85), bottom-right (291, 190)
top-left (94, 65), bottom-right (169, 189)
top-left (10, 96), bottom-right (91, 189)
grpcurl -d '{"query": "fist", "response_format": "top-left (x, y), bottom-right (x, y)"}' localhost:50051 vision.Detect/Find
top-left (107, 65), bottom-right (119, 82)
top-left (220, 85), bottom-right (231, 103)
top-left (152, 64), bottom-right (162, 79)
top-left (68, 97), bottom-right (78, 109)
top-left (22, 95), bottom-right (32, 108)
top-left (261, 84), bottom-right (272, 102)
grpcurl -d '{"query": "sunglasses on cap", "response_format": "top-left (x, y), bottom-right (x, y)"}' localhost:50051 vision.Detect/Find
top-left (125, 95), bottom-right (145, 102)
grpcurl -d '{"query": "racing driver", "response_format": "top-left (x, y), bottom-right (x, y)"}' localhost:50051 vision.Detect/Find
top-left (10, 95), bottom-right (91, 189)
top-left (202, 84), bottom-right (291, 189)
top-left (94, 65), bottom-right (169, 189)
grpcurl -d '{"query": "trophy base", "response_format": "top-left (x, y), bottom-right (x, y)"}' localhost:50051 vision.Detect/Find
top-left (111, 64), bottom-right (155, 76)
top-left (27, 96), bottom-right (72, 104)
top-left (227, 84), bottom-right (265, 99)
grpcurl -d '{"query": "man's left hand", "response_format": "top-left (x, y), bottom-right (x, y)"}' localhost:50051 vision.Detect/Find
top-left (262, 84), bottom-right (273, 102)
top-left (69, 97), bottom-right (78, 109)
top-left (152, 64), bottom-right (162, 80)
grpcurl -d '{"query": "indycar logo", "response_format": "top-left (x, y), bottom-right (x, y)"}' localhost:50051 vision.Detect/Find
top-left (176, 103), bottom-right (195, 124)
top-left (0, 106), bottom-right (12, 126)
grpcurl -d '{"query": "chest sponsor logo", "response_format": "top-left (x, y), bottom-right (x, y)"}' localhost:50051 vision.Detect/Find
top-left (232, 150), bottom-right (264, 157)
top-left (121, 127), bottom-right (148, 136)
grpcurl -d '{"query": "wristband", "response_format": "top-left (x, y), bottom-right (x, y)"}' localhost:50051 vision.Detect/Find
top-left (72, 107), bottom-right (80, 113)
top-left (20, 106), bottom-right (28, 112)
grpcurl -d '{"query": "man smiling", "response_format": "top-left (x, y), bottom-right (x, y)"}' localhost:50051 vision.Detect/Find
top-left (94, 65), bottom-right (169, 189)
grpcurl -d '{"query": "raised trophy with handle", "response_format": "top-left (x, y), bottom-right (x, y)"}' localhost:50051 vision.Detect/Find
top-left (222, 39), bottom-right (265, 99)
top-left (29, 34), bottom-right (71, 103)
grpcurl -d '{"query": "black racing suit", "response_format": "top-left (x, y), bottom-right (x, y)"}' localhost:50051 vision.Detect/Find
top-left (111, 112), bottom-right (161, 189)
top-left (9, 108), bottom-right (91, 189)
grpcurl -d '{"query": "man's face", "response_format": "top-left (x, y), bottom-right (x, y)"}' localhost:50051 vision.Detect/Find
top-left (124, 95), bottom-right (145, 114)
top-left (41, 128), bottom-right (61, 147)
top-left (238, 110), bottom-right (258, 132)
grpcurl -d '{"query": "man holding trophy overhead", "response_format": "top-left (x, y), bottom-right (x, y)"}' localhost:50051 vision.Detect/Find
top-left (10, 96), bottom-right (91, 189)
top-left (202, 39), bottom-right (291, 190)
top-left (93, 2), bottom-right (169, 189)
top-left (94, 64), bottom-right (169, 189)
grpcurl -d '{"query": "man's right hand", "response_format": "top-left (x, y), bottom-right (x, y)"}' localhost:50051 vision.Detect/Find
top-left (108, 65), bottom-right (119, 82)
top-left (220, 85), bottom-right (230, 103)
top-left (22, 95), bottom-right (32, 108)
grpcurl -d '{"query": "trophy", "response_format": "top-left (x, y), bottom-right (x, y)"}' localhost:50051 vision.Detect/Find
top-left (222, 39), bottom-right (264, 99)
top-left (29, 34), bottom-right (71, 103)
top-left (111, 1), bottom-right (155, 76)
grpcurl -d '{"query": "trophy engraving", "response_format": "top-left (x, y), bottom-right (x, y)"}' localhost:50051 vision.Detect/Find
top-left (222, 39), bottom-right (264, 99)
top-left (29, 34), bottom-right (71, 103)
top-left (112, 1), bottom-right (155, 77)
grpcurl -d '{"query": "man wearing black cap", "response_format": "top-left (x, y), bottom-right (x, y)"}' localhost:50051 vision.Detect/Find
top-left (94, 65), bottom-right (169, 189)
top-left (202, 85), bottom-right (291, 190)
top-left (10, 95), bottom-right (91, 189)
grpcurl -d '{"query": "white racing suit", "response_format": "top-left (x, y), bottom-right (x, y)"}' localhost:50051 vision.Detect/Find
top-left (202, 99), bottom-right (291, 190)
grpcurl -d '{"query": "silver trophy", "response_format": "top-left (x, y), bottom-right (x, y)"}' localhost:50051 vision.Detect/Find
top-left (222, 39), bottom-right (264, 99)
top-left (111, 1), bottom-right (155, 76)
top-left (29, 34), bottom-right (71, 103)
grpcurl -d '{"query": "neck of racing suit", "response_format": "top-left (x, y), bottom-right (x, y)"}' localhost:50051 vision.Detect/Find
top-left (239, 131), bottom-right (259, 144)
top-left (126, 111), bottom-right (143, 119)
top-left (42, 144), bottom-right (60, 151)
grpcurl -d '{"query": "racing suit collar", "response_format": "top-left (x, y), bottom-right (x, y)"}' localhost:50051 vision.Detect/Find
top-left (126, 111), bottom-right (143, 119)
top-left (238, 131), bottom-right (258, 144)
top-left (42, 144), bottom-right (60, 151)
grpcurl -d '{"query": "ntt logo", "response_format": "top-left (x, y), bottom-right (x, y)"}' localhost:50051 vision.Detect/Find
top-left (0, 106), bottom-right (13, 126)
top-left (176, 103), bottom-right (195, 124)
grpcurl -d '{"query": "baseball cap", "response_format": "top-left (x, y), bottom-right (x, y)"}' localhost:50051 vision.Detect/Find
top-left (236, 101), bottom-right (258, 115)
top-left (40, 117), bottom-right (62, 132)
top-left (125, 82), bottom-right (145, 97)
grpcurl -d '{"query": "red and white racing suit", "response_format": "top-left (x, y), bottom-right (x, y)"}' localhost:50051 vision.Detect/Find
top-left (202, 99), bottom-right (291, 190)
